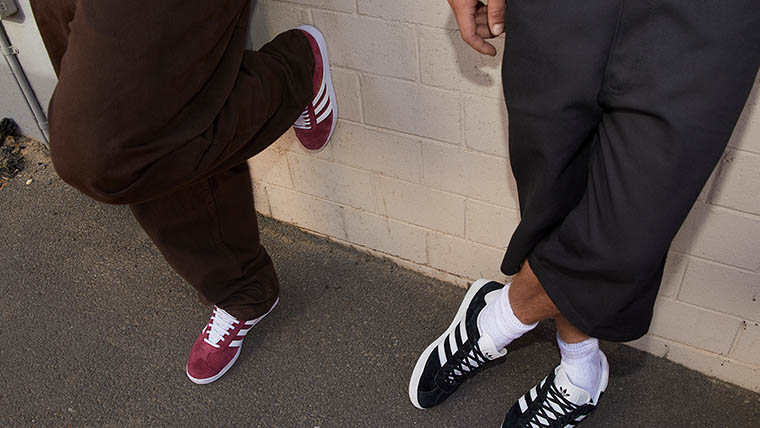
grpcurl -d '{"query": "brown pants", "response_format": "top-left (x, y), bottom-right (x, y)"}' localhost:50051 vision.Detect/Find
top-left (31, 0), bottom-right (314, 319)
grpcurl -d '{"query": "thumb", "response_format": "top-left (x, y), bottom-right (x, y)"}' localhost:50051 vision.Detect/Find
top-left (487, 0), bottom-right (506, 36)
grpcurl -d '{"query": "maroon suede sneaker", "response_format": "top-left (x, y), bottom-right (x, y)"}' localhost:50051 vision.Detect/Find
top-left (293, 25), bottom-right (338, 151)
top-left (186, 300), bottom-right (278, 385)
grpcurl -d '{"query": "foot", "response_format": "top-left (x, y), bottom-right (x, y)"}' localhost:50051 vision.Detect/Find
top-left (292, 25), bottom-right (337, 151)
top-left (186, 300), bottom-right (278, 384)
top-left (502, 352), bottom-right (609, 428)
top-left (409, 279), bottom-right (508, 409)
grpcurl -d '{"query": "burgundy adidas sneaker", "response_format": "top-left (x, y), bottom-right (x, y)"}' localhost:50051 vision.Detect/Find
top-left (186, 300), bottom-right (278, 385)
top-left (292, 25), bottom-right (338, 151)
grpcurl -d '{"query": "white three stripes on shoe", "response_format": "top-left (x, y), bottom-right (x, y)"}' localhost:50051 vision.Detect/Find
top-left (437, 317), bottom-right (481, 379)
top-left (438, 317), bottom-right (466, 365)
top-left (293, 77), bottom-right (333, 130)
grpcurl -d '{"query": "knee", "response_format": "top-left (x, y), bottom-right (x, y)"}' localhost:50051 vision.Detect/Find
top-left (49, 76), bottom-right (156, 204)
top-left (49, 115), bottom-right (138, 205)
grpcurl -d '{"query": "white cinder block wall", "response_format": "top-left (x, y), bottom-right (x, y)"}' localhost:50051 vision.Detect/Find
top-left (246, 1), bottom-right (760, 392)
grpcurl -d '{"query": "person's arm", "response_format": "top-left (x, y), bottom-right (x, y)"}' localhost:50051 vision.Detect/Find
top-left (447, 0), bottom-right (505, 56)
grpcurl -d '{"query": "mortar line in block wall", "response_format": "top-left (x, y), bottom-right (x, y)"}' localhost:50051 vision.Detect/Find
top-left (658, 295), bottom-right (747, 324)
top-left (419, 80), bottom-right (506, 102)
top-left (642, 332), bottom-right (760, 371)
top-left (258, 178), bottom-right (513, 255)
top-left (276, 1), bottom-right (355, 16)
top-left (703, 151), bottom-right (729, 205)
top-left (350, 10), bottom-right (500, 34)
top-left (419, 135), bottom-right (515, 161)
top-left (289, 148), bottom-right (410, 179)
top-left (463, 199), bottom-right (470, 241)
top-left (369, 171), bottom-right (379, 214)
top-left (281, 149), bottom-right (296, 191)
top-left (335, 115), bottom-right (517, 164)
top-left (726, 143), bottom-right (760, 156)
top-left (415, 24), bottom-right (422, 83)
top-left (332, 232), bottom-right (475, 286)
top-left (458, 95), bottom-right (466, 149)
top-left (335, 118), bottom-right (456, 150)
top-left (727, 320), bottom-right (747, 357)
top-left (708, 200), bottom-right (760, 219)
top-left (345, 66), bottom-right (419, 84)
top-left (355, 70), bottom-right (366, 123)
top-left (419, 137), bottom-right (427, 184)
top-left (317, 143), bottom-right (422, 184)
top-left (260, 210), bottom-right (474, 286)
top-left (667, 250), bottom-right (760, 276)
top-left (671, 255), bottom-right (690, 301)
top-left (342, 114), bottom-right (463, 148)
top-left (703, 201), bottom-right (760, 221)
top-left (257, 183), bottom-right (272, 217)
top-left (306, 6), bottom-right (314, 24)
top-left (262, 150), bottom-right (518, 217)
top-left (356, 70), bottom-right (460, 93)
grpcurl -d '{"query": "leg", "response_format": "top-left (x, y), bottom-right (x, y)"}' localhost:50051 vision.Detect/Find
top-left (31, 0), bottom-right (317, 384)
top-left (130, 163), bottom-right (278, 321)
top-left (409, 0), bottom-right (622, 411)
top-left (502, 1), bottom-right (758, 427)
top-left (507, 260), bottom-right (559, 324)
top-left (527, 0), bottom-right (760, 341)
top-left (500, 0), bottom-right (622, 275)
top-left (34, 0), bottom-right (313, 205)
top-left (30, 0), bottom-right (310, 319)
top-left (554, 314), bottom-right (589, 345)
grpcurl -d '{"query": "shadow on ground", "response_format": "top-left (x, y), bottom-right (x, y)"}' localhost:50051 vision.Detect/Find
top-left (1, 147), bottom-right (758, 427)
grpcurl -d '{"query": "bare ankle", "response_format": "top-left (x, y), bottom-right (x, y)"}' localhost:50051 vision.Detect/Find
top-left (508, 260), bottom-right (559, 324)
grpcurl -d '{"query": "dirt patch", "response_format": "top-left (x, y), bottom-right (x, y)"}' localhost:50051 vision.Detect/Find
top-left (0, 119), bottom-right (52, 190)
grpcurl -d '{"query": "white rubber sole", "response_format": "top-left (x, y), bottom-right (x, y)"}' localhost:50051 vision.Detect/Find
top-left (186, 298), bottom-right (279, 385)
top-left (408, 279), bottom-right (491, 409)
top-left (297, 24), bottom-right (338, 151)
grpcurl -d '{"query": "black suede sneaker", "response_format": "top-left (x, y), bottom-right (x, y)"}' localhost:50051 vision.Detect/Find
top-left (409, 279), bottom-right (508, 409)
top-left (502, 352), bottom-right (609, 428)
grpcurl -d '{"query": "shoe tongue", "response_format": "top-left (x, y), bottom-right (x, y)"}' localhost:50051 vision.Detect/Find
top-left (214, 307), bottom-right (238, 324)
top-left (477, 334), bottom-right (508, 360)
top-left (553, 366), bottom-right (592, 406)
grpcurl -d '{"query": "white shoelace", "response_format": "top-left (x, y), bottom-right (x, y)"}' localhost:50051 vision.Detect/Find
top-left (441, 341), bottom-right (488, 385)
top-left (293, 108), bottom-right (311, 129)
top-left (203, 307), bottom-right (238, 348)
top-left (528, 383), bottom-right (582, 427)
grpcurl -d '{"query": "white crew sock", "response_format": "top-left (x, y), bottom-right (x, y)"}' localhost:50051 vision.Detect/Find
top-left (479, 283), bottom-right (538, 351)
top-left (557, 334), bottom-right (603, 394)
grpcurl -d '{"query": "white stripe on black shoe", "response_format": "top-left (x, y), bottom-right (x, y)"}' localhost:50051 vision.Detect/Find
top-left (408, 279), bottom-right (509, 409)
top-left (502, 352), bottom-right (609, 428)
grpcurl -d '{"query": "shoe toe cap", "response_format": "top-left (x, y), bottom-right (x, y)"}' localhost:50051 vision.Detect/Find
top-left (501, 401), bottom-right (523, 428)
top-left (415, 386), bottom-right (452, 409)
top-left (187, 339), bottom-right (238, 381)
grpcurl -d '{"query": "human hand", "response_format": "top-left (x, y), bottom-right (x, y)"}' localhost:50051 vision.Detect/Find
top-left (447, 0), bottom-right (506, 56)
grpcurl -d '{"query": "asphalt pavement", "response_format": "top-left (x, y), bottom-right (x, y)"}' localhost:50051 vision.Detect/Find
top-left (1, 145), bottom-right (758, 427)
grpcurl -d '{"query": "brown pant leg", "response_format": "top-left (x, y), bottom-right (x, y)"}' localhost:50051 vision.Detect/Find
top-left (130, 164), bottom-right (279, 320)
top-left (31, 0), bottom-right (313, 319)
top-left (34, 0), bottom-right (313, 205)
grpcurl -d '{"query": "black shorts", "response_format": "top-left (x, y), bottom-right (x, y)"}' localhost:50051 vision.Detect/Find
top-left (500, 0), bottom-right (760, 341)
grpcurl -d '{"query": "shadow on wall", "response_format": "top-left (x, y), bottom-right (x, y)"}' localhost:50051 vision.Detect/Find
top-left (248, 0), bottom-right (275, 51)
top-left (245, 1), bottom-right (759, 286)
top-left (445, 13), bottom-right (505, 91)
